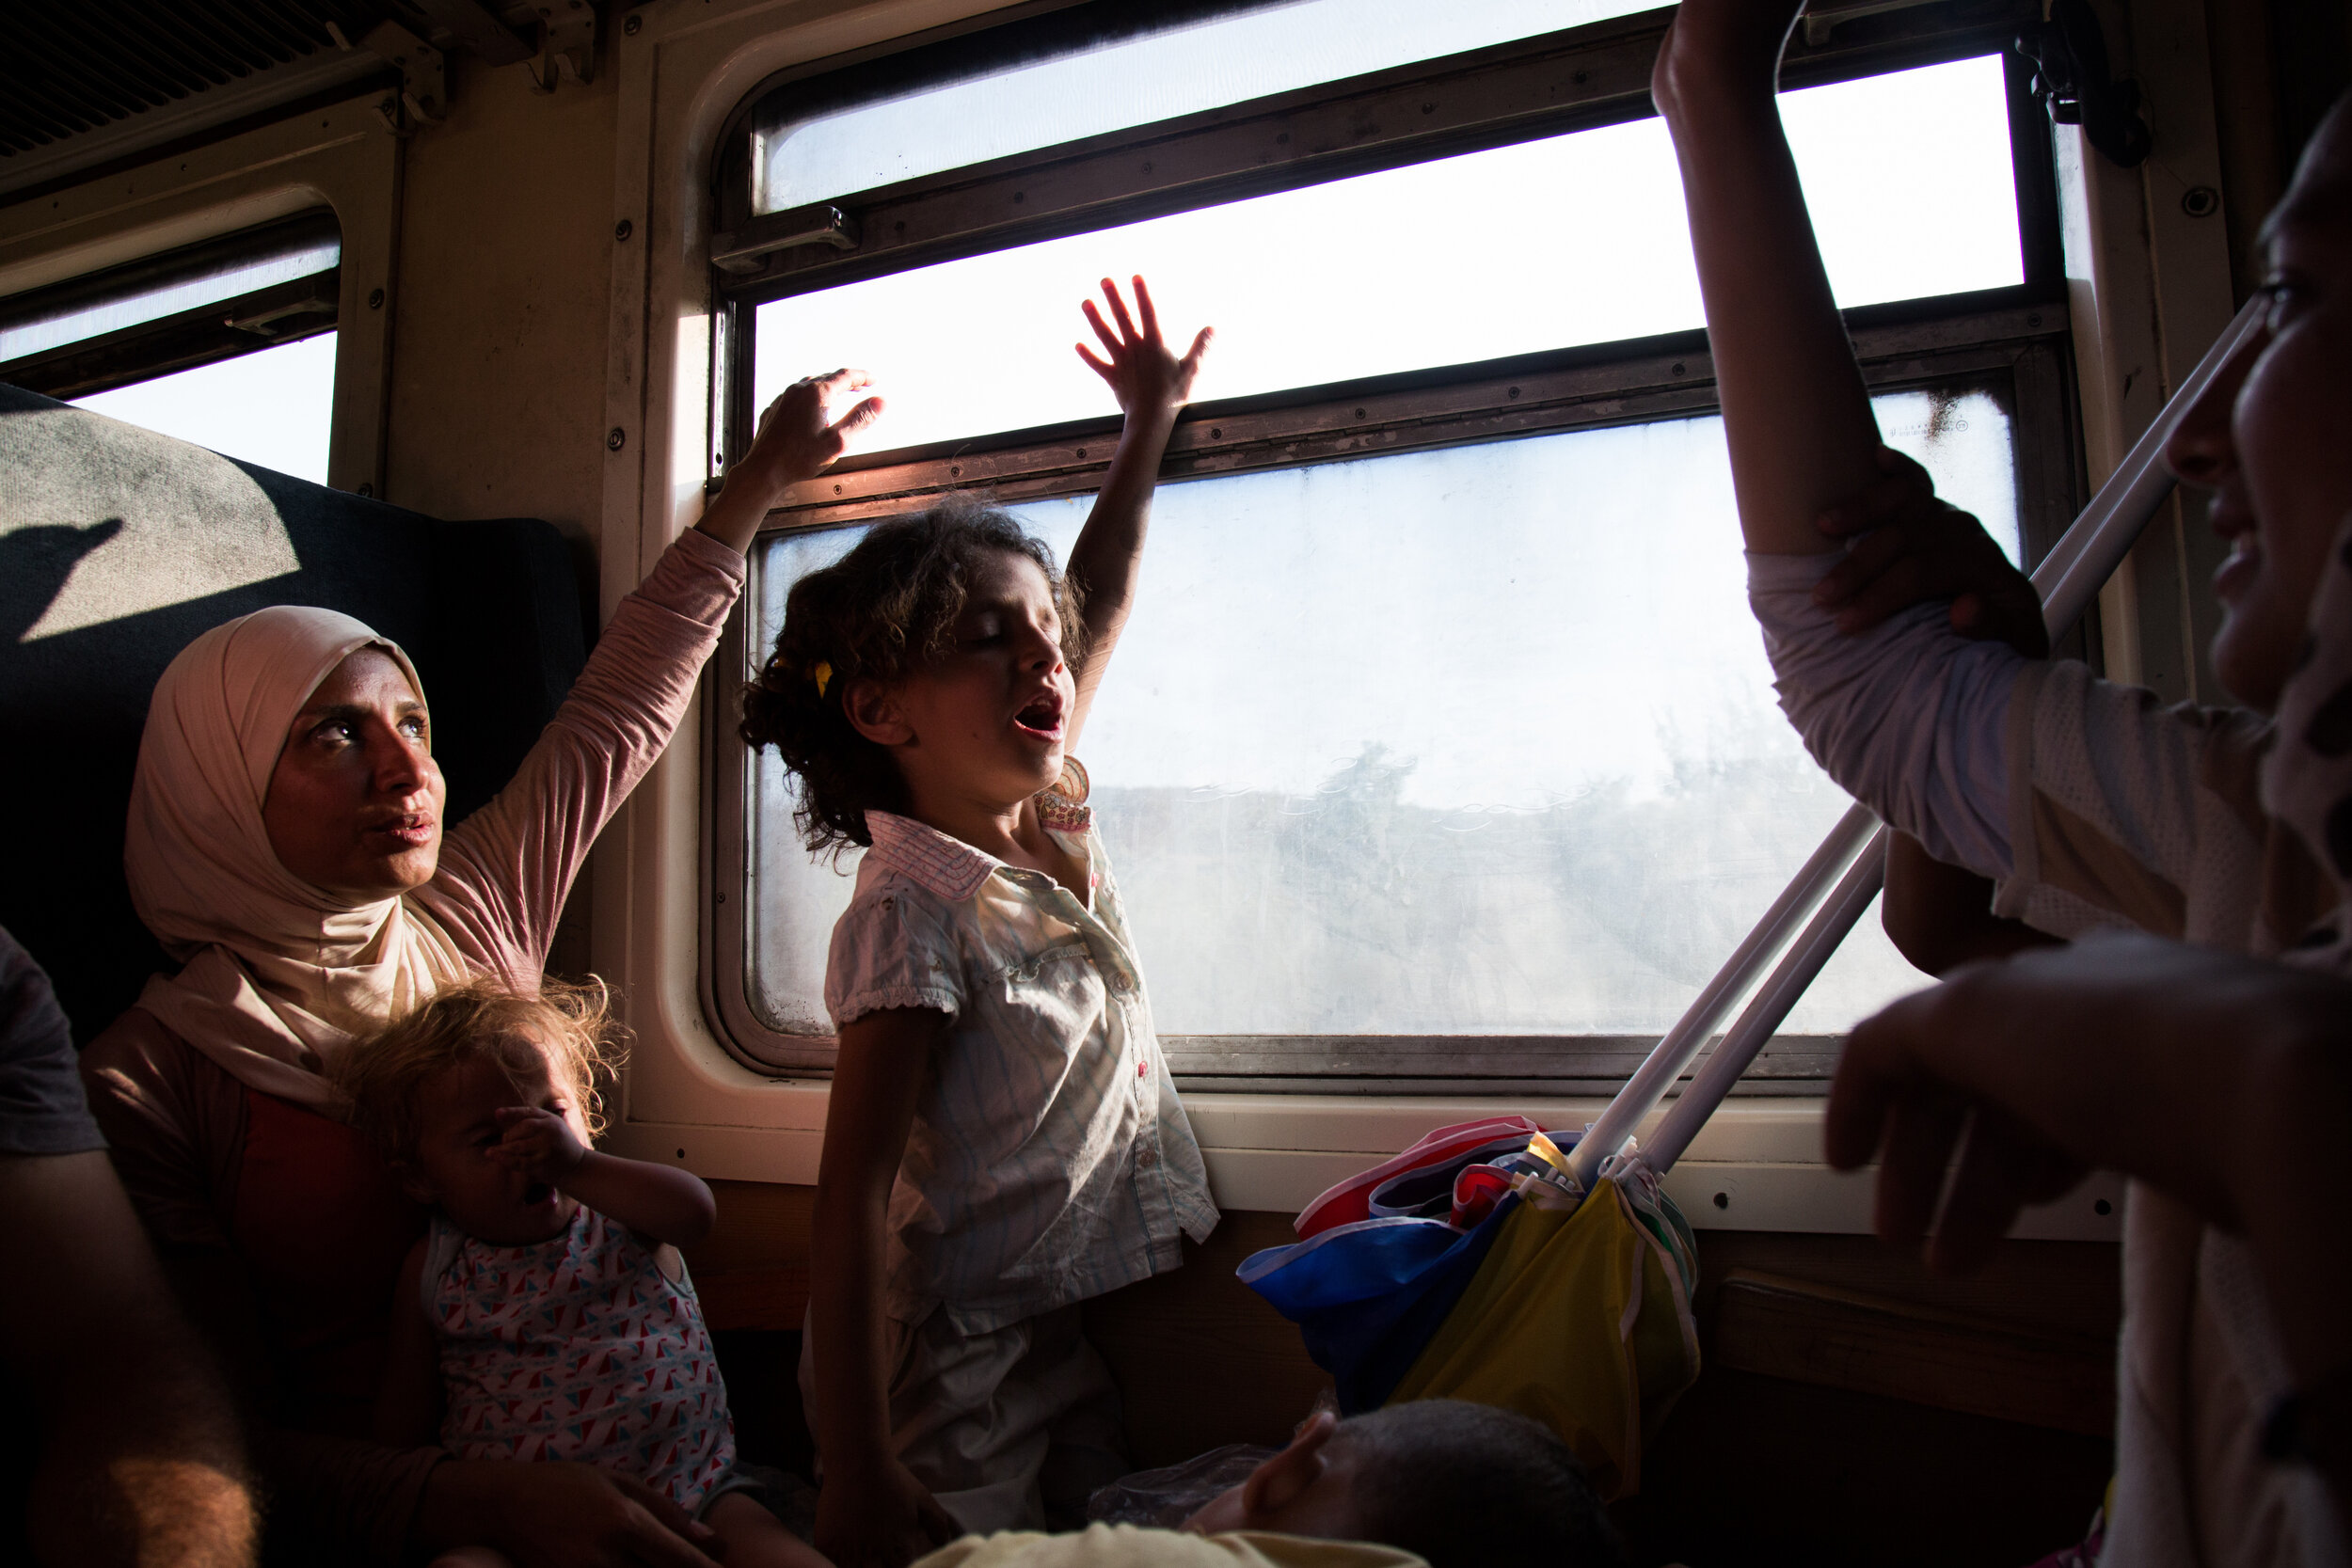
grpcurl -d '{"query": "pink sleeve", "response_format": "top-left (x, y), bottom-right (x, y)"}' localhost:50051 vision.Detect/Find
top-left (418, 528), bottom-right (747, 974)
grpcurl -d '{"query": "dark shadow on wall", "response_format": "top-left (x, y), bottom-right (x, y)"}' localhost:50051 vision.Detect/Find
top-left (0, 384), bottom-right (588, 1046)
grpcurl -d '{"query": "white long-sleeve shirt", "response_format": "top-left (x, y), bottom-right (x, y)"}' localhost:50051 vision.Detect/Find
top-left (1747, 547), bottom-right (2341, 1568)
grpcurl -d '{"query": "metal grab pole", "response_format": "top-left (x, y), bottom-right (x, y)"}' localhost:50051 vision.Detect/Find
top-left (1646, 838), bottom-right (1887, 1171)
top-left (1564, 801), bottom-right (1878, 1187)
top-left (1569, 292), bottom-right (2266, 1183)
top-left (2030, 296), bottom-right (2266, 626)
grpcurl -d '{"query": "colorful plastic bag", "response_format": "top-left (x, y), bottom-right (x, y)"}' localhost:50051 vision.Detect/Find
top-left (1383, 1158), bottom-right (1700, 1500)
top-left (1236, 1192), bottom-right (1524, 1414)
top-left (1292, 1117), bottom-right (1543, 1237)
top-left (1363, 1132), bottom-right (1541, 1220)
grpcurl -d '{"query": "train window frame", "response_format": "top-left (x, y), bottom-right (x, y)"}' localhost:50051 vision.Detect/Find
top-left (0, 209), bottom-right (342, 402)
top-left (697, 0), bottom-right (2086, 1093)
top-left (0, 91), bottom-right (401, 495)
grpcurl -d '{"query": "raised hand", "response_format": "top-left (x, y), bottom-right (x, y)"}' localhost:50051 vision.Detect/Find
top-left (1822, 932), bottom-right (2316, 1271)
top-left (1812, 446), bottom-right (2049, 654)
top-left (695, 368), bottom-right (887, 555)
top-left (743, 368), bottom-right (888, 488)
top-left (1075, 276), bottom-right (1213, 420)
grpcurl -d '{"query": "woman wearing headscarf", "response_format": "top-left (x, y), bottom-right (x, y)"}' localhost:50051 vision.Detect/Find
top-left (79, 372), bottom-right (882, 1568)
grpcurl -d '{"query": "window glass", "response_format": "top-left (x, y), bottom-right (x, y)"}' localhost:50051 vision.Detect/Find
top-left (755, 0), bottom-right (1659, 214)
top-left (0, 232), bottom-right (339, 365)
top-left (742, 385), bottom-right (2014, 1044)
top-left (72, 333), bottom-right (339, 483)
top-left (752, 56), bottom-right (2021, 454)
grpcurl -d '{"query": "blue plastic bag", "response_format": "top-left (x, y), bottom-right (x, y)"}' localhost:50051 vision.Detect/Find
top-left (1237, 1191), bottom-right (1523, 1413)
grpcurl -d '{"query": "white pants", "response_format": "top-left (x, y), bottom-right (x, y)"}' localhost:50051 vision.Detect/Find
top-left (801, 1303), bottom-right (1129, 1532)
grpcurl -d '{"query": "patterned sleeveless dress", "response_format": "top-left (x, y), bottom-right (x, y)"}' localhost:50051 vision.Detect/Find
top-left (426, 1205), bottom-right (736, 1509)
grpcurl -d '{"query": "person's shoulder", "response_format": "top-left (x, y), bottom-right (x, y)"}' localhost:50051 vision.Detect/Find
top-left (1216, 1535), bottom-right (1427, 1568)
top-left (839, 815), bottom-right (998, 928)
top-left (79, 998), bottom-right (197, 1082)
top-left (826, 855), bottom-right (972, 1023)
top-left (0, 926), bottom-right (105, 1157)
top-left (835, 855), bottom-right (968, 938)
top-left (2031, 658), bottom-right (2282, 796)
top-left (0, 925), bottom-right (72, 1065)
top-left (909, 1527), bottom-right (1425, 1568)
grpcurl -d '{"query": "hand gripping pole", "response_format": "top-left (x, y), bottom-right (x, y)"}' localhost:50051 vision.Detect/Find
top-left (1567, 293), bottom-right (2268, 1186)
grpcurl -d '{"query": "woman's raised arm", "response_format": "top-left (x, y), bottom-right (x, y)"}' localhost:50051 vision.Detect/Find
top-left (1654, 0), bottom-right (1883, 555)
top-left (425, 374), bottom-right (882, 970)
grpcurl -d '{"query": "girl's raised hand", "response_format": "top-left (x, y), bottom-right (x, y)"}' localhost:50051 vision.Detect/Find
top-left (1076, 275), bottom-right (1213, 419)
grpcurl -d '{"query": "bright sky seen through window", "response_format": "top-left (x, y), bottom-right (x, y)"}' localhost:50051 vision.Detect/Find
top-left (753, 55), bottom-right (2023, 454)
top-left (756, 0), bottom-right (1661, 213)
top-left (72, 333), bottom-right (340, 484)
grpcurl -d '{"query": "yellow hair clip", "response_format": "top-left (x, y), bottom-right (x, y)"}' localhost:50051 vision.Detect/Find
top-left (813, 661), bottom-right (833, 698)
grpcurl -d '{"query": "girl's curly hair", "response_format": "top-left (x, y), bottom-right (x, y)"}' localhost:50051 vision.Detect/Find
top-left (332, 975), bottom-right (627, 1160)
top-left (739, 497), bottom-right (1087, 854)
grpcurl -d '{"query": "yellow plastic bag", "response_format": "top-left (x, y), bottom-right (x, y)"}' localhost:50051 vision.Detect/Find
top-left (1382, 1173), bottom-right (1700, 1499)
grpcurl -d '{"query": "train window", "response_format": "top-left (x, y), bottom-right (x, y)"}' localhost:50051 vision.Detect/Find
top-left (746, 56), bottom-right (2021, 452)
top-left (0, 211), bottom-right (341, 483)
top-left (707, 1), bottom-right (2077, 1090)
top-left (750, 0), bottom-right (1662, 220)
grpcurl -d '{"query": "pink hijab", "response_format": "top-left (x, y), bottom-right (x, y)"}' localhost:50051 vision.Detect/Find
top-left (126, 607), bottom-right (472, 1111)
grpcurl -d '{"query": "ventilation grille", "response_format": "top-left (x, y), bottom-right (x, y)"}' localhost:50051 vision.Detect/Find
top-left (2, 3), bottom-right (391, 158)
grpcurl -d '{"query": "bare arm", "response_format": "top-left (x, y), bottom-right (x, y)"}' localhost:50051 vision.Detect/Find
top-left (2, 1150), bottom-right (256, 1568)
top-left (694, 370), bottom-right (887, 556)
top-left (1882, 832), bottom-right (2062, 975)
top-left (1064, 276), bottom-right (1215, 743)
top-left (491, 1106), bottom-right (717, 1246)
top-left (373, 1240), bottom-right (443, 1447)
top-left (1653, 0), bottom-right (1881, 554)
top-left (423, 370), bottom-right (882, 974)
top-left (810, 1006), bottom-right (961, 1568)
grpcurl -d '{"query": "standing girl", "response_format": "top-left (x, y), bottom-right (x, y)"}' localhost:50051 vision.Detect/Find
top-left (738, 277), bottom-right (1216, 1566)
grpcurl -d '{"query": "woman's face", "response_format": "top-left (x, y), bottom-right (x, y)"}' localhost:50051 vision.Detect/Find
top-left (2167, 103), bottom-right (2352, 713)
top-left (262, 647), bottom-right (447, 900)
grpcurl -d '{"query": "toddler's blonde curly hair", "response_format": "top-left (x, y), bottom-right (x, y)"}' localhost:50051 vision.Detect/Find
top-left (333, 975), bottom-right (627, 1160)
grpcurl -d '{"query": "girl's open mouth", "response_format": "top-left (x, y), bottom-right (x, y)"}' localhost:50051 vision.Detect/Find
top-left (524, 1181), bottom-right (555, 1206)
top-left (1013, 691), bottom-right (1065, 740)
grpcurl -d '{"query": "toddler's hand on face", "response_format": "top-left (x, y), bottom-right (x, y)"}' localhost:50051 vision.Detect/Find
top-left (491, 1103), bottom-right (590, 1183)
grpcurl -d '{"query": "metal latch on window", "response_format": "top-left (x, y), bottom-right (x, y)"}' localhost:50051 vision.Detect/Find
top-left (225, 286), bottom-right (338, 339)
top-left (1796, 0), bottom-right (1939, 45)
top-left (710, 205), bottom-right (861, 275)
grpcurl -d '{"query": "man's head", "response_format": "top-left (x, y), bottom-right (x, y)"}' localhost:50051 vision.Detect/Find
top-left (1184, 1402), bottom-right (1627, 1568)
